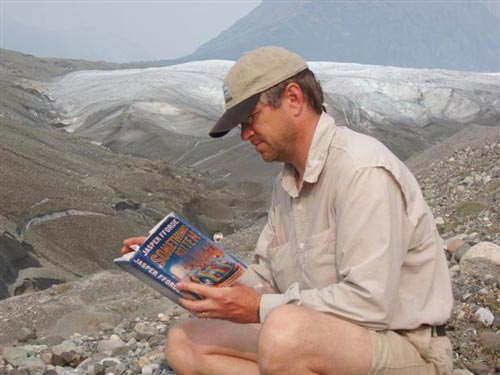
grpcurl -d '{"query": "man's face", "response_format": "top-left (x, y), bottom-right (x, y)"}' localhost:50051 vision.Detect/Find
top-left (239, 99), bottom-right (294, 163)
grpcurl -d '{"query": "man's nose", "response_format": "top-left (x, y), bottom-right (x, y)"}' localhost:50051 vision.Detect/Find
top-left (240, 124), bottom-right (253, 141)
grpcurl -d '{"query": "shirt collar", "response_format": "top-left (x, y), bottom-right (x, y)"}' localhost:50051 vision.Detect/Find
top-left (282, 112), bottom-right (337, 197)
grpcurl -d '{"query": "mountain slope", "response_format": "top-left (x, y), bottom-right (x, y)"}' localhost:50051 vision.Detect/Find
top-left (185, 0), bottom-right (499, 72)
top-left (0, 50), bottom-right (268, 299)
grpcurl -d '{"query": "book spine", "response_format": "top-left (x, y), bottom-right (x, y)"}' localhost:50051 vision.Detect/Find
top-left (115, 259), bottom-right (182, 304)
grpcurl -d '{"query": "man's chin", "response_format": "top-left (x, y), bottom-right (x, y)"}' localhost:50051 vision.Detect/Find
top-left (260, 153), bottom-right (277, 163)
top-left (256, 147), bottom-right (279, 163)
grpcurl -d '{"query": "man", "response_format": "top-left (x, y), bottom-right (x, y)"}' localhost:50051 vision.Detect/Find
top-left (123, 46), bottom-right (453, 374)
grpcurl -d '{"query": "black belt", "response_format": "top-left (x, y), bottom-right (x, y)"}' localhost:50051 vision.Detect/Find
top-left (431, 325), bottom-right (446, 337)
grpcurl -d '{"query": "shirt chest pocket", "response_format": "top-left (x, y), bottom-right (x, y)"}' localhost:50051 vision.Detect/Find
top-left (267, 228), bottom-right (338, 292)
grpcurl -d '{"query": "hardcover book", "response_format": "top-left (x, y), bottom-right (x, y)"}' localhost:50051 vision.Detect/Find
top-left (114, 212), bottom-right (247, 304)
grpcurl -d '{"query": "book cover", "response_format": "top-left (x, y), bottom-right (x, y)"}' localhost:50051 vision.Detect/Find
top-left (114, 212), bottom-right (247, 304)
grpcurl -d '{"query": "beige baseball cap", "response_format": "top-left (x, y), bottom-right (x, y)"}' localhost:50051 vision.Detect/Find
top-left (209, 46), bottom-right (308, 138)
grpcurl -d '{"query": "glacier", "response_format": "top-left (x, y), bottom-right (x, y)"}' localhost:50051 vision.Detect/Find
top-left (44, 60), bottom-right (500, 183)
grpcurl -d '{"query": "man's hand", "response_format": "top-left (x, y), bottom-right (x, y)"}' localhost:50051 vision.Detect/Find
top-left (120, 237), bottom-right (147, 255)
top-left (177, 281), bottom-right (261, 324)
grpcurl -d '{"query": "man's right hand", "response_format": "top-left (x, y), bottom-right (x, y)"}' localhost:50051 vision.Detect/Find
top-left (120, 236), bottom-right (147, 255)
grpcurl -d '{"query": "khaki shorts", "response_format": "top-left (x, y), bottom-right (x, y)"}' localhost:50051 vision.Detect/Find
top-left (369, 326), bottom-right (453, 375)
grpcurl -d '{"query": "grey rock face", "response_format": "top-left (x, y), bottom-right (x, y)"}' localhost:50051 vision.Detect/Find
top-left (0, 231), bottom-right (41, 299)
top-left (188, 1), bottom-right (499, 72)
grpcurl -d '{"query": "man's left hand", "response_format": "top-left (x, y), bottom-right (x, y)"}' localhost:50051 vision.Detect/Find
top-left (176, 282), bottom-right (261, 324)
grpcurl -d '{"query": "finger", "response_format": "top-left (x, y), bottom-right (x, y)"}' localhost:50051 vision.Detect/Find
top-left (176, 281), bottom-right (219, 298)
top-left (121, 237), bottom-right (146, 255)
top-left (120, 246), bottom-right (133, 255)
top-left (179, 297), bottom-right (215, 314)
top-left (123, 237), bottom-right (147, 247)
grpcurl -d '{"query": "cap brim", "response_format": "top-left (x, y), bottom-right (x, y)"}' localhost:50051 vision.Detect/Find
top-left (209, 94), bottom-right (260, 138)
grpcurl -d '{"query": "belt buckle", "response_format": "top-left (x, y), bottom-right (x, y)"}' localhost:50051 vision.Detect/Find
top-left (432, 325), bottom-right (446, 337)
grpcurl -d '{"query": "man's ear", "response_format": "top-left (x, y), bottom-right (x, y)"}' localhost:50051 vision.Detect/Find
top-left (283, 82), bottom-right (304, 114)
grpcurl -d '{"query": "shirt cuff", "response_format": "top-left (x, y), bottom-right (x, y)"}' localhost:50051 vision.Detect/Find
top-left (259, 293), bottom-right (285, 322)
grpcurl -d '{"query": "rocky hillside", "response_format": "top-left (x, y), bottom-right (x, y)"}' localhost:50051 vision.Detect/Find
top-left (409, 125), bottom-right (500, 373)
top-left (0, 126), bottom-right (498, 374)
top-left (0, 49), bottom-right (268, 300)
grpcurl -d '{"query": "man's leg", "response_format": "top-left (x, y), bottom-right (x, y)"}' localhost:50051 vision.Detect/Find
top-left (165, 318), bottom-right (260, 375)
top-left (166, 304), bottom-right (444, 375)
top-left (166, 305), bottom-right (373, 375)
top-left (258, 304), bottom-right (373, 375)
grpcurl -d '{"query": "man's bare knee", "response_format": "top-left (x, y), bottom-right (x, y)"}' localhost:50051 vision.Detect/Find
top-left (260, 305), bottom-right (306, 347)
top-left (165, 319), bottom-right (201, 374)
top-left (258, 305), bottom-right (372, 375)
top-left (258, 305), bottom-right (313, 373)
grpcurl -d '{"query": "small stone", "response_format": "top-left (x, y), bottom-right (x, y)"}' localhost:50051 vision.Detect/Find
top-left (97, 338), bottom-right (126, 354)
top-left (111, 346), bottom-right (131, 357)
top-left (475, 307), bottom-right (495, 326)
top-left (159, 315), bottom-right (171, 323)
top-left (17, 326), bottom-right (37, 342)
top-left (39, 349), bottom-right (54, 365)
top-left (454, 243), bottom-right (471, 262)
top-left (114, 361), bottom-right (127, 375)
top-left (61, 350), bottom-right (85, 367)
top-left (477, 331), bottom-right (500, 351)
top-left (462, 176), bottom-right (474, 186)
top-left (94, 362), bottom-right (106, 375)
top-left (99, 357), bottom-right (122, 367)
top-left (38, 336), bottom-right (64, 347)
top-left (134, 322), bottom-right (156, 341)
top-left (109, 334), bottom-right (122, 342)
top-left (467, 361), bottom-right (495, 375)
top-left (17, 357), bottom-right (46, 373)
top-left (435, 216), bottom-right (445, 225)
top-left (51, 340), bottom-right (78, 356)
top-left (138, 356), bottom-right (152, 367)
top-left (447, 239), bottom-right (465, 255)
top-left (2, 347), bottom-right (28, 367)
top-left (50, 354), bottom-right (66, 367)
top-left (449, 264), bottom-right (460, 273)
top-left (453, 369), bottom-right (474, 375)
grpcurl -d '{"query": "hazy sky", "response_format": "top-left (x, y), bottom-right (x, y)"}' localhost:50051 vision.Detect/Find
top-left (1, 0), bottom-right (261, 62)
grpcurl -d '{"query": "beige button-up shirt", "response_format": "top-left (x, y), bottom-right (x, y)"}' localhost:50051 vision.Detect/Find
top-left (244, 112), bottom-right (453, 330)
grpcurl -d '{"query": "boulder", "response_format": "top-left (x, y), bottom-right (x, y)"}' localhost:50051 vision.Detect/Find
top-left (2, 346), bottom-right (28, 367)
top-left (460, 242), bottom-right (500, 278)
